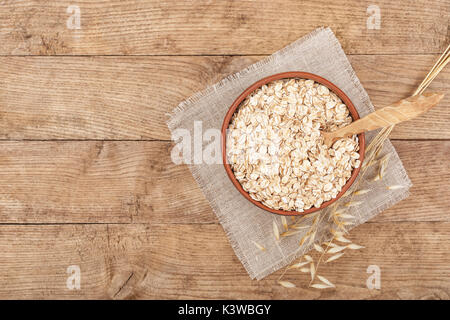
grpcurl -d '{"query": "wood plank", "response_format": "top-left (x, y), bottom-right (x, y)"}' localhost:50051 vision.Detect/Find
top-left (0, 222), bottom-right (448, 299)
top-left (0, 55), bottom-right (449, 140)
top-left (133, 140), bottom-right (450, 224)
top-left (0, 0), bottom-right (448, 55)
top-left (373, 140), bottom-right (450, 222)
top-left (0, 141), bottom-right (138, 223)
top-left (0, 140), bottom-right (448, 224)
top-left (351, 55), bottom-right (450, 140)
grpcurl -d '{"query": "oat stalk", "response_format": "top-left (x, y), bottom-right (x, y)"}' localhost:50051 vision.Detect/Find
top-left (277, 44), bottom-right (449, 289)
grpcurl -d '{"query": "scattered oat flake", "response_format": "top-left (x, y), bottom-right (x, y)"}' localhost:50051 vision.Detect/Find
top-left (300, 267), bottom-right (310, 273)
top-left (317, 275), bottom-right (335, 287)
top-left (278, 281), bottom-right (296, 288)
top-left (252, 241), bottom-right (266, 251)
top-left (304, 255), bottom-right (313, 262)
top-left (347, 243), bottom-right (365, 250)
top-left (387, 185), bottom-right (406, 190)
top-left (273, 221), bottom-right (280, 241)
top-left (326, 252), bottom-right (345, 263)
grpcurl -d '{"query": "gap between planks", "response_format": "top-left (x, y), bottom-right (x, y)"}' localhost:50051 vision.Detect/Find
top-left (0, 221), bottom-right (446, 226)
top-left (0, 53), bottom-right (448, 57)
top-left (0, 139), bottom-right (449, 142)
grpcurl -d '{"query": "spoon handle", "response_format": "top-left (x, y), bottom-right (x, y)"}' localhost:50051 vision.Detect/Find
top-left (323, 92), bottom-right (444, 147)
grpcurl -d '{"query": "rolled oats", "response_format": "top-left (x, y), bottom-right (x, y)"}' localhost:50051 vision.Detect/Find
top-left (226, 78), bottom-right (360, 212)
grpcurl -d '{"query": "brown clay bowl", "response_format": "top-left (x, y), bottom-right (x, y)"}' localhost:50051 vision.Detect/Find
top-left (221, 72), bottom-right (365, 216)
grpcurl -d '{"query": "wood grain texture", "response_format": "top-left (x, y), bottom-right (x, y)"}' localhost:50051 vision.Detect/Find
top-left (0, 55), bottom-right (449, 140)
top-left (0, 0), bottom-right (448, 55)
top-left (0, 140), bottom-right (448, 224)
top-left (0, 222), bottom-right (448, 299)
top-left (0, 0), bottom-right (448, 301)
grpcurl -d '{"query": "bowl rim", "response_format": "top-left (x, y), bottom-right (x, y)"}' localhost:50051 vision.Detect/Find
top-left (221, 71), bottom-right (365, 216)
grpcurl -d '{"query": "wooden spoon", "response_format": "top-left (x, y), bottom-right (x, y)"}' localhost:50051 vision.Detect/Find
top-left (321, 92), bottom-right (445, 147)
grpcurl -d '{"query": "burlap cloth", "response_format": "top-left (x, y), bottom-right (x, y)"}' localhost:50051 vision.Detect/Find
top-left (167, 27), bottom-right (412, 280)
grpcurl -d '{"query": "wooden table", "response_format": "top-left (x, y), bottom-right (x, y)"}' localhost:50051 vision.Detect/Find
top-left (0, 1), bottom-right (448, 299)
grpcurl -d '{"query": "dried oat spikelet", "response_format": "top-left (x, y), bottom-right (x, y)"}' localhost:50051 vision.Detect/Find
top-left (281, 230), bottom-right (302, 237)
top-left (311, 283), bottom-right (333, 289)
top-left (330, 229), bottom-right (344, 238)
top-left (314, 243), bottom-right (325, 253)
top-left (281, 216), bottom-right (288, 231)
top-left (344, 201), bottom-right (363, 207)
top-left (335, 213), bottom-right (355, 219)
top-left (273, 221), bottom-right (280, 241)
top-left (288, 261), bottom-right (310, 269)
top-left (353, 189), bottom-right (370, 196)
top-left (335, 235), bottom-right (351, 243)
top-left (326, 252), bottom-right (345, 263)
top-left (299, 234), bottom-right (309, 247)
top-left (347, 243), bottom-right (365, 250)
top-left (386, 185), bottom-right (406, 190)
top-left (310, 263), bottom-right (316, 280)
top-left (292, 225), bottom-right (312, 230)
top-left (327, 245), bottom-right (347, 254)
top-left (307, 231), bottom-right (317, 246)
top-left (317, 275), bottom-right (335, 288)
top-left (278, 281), bottom-right (296, 288)
top-left (252, 240), bottom-right (266, 251)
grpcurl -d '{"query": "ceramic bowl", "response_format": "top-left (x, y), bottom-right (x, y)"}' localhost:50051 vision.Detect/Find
top-left (221, 72), bottom-right (365, 216)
